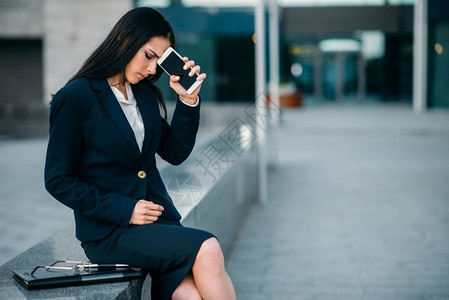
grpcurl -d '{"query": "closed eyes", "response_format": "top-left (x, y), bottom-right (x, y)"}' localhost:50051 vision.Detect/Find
top-left (145, 52), bottom-right (154, 60)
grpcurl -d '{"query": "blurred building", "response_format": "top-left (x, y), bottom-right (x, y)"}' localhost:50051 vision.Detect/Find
top-left (151, 1), bottom-right (415, 104)
top-left (0, 0), bottom-right (447, 138)
top-left (427, 0), bottom-right (449, 108)
top-left (0, 0), bottom-right (132, 138)
top-left (0, 0), bottom-right (45, 138)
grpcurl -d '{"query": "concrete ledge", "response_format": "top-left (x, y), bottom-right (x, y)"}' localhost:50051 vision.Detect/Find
top-left (0, 131), bottom-right (258, 299)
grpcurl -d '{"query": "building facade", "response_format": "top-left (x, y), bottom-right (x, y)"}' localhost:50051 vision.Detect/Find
top-left (0, 0), bottom-right (446, 137)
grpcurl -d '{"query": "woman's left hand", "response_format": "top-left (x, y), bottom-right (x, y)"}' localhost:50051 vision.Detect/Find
top-left (169, 57), bottom-right (206, 106)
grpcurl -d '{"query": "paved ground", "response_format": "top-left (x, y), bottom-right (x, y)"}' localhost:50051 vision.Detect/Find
top-left (226, 103), bottom-right (449, 300)
top-left (0, 139), bottom-right (224, 266)
top-left (0, 139), bottom-right (72, 266)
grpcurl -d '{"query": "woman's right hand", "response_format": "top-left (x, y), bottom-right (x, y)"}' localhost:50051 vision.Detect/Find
top-left (130, 199), bottom-right (164, 225)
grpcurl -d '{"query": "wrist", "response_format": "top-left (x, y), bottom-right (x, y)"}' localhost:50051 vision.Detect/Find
top-left (179, 95), bottom-right (199, 107)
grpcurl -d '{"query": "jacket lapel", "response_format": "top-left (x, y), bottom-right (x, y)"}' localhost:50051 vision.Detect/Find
top-left (132, 83), bottom-right (157, 155)
top-left (91, 79), bottom-right (144, 165)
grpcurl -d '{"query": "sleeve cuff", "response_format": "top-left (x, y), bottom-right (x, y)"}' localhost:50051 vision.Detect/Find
top-left (179, 95), bottom-right (200, 107)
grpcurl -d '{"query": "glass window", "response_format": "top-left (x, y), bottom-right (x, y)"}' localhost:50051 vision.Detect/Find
top-left (136, 0), bottom-right (170, 8)
top-left (180, 0), bottom-right (414, 7)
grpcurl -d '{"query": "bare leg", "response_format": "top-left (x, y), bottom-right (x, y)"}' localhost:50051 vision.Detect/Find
top-left (172, 272), bottom-right (202, 300)
top-left (192, 238), bottom-right (236, 300)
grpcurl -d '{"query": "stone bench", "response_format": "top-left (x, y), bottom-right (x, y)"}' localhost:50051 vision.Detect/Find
top-left (0, 129), bottom-right (258, 299)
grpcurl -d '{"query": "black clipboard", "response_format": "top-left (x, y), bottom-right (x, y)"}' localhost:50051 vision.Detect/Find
top-left (12, 266), bottom-right (144, 290)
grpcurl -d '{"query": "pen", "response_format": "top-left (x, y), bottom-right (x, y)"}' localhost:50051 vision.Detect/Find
top-left (30, 261), bottom-right (132, 276)
top-left (76, 264), bottom-right (130, 271)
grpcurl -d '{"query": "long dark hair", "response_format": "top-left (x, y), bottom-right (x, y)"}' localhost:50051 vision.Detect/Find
top-left (67, 7), bottom-right (175, 119)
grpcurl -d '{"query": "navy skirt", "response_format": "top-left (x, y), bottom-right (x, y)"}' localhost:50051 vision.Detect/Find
top-left (81, 218), bottom-right (215, 300)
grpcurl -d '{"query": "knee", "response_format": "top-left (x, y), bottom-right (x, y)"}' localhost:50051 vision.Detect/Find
top-left (172, 287), bottom-right (202, 300)
top-left (172, 274), bottom-right (202, 300)
top-left (193, 237), bottom-right (225, 276)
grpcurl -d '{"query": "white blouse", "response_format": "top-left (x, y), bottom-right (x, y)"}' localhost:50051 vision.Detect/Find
top-left (111, 82), bottom-right (145, 152)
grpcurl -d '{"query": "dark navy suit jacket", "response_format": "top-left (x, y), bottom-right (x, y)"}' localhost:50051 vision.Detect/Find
top-left (44, 78), bottom-right (200, 242)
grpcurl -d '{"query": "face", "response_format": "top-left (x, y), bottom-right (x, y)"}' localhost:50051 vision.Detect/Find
top-left (124, 36), bottom-right (171, 84)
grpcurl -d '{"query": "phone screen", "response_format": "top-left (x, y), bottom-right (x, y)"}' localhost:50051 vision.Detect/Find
top-left (159, 52), bottom-right (198, 92)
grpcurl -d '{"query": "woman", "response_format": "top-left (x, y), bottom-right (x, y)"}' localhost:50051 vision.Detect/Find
top-left (44, 7), bottom-right (236, 300)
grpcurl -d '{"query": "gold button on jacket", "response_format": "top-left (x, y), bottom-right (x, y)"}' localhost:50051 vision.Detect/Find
top-left (137, 170), bottom-right (146, 179)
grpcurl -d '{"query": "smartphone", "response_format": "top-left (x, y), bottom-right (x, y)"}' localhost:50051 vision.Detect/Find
top-left (157, 47), bottom-right (202, 94)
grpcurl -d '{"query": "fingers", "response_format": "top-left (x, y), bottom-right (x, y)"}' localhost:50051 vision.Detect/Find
top-left (130, 200), bottom-right (165, 225)
top-left (181, 57), bottom-right (206, 80)
top-left (170, 75), bottom-right (180, 82)
top-left (142, 200), bottom-right (164, 212)
top-left (189, 65), bottom-right (200, 76)
top-left (197, 73), bottom-right (207, 81)
top-left (182, 58), bottom-right (195, 70)
top-left (168, 56), bottom-right (206, 101)
top-left (142, 209), bottom-right (163, 217)
top-left (132, 215), bottom-right (157, 225)
top-left (170, 72), bottom-right (206, 83)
